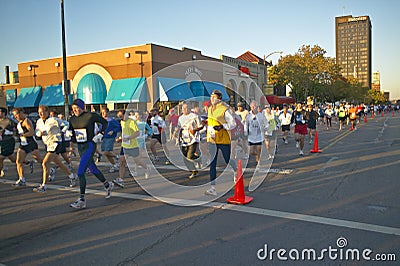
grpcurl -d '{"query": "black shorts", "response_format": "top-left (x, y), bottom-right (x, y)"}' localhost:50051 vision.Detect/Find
top-left (49, 143), bottom-right (67, 155)
top-left (248, 141), bottom-right (262, 146)
top-left (307, 122), bottom-right (316, 130)
top-left (281, 125), bottom-right (290, 132)
top-left (20, 141), bottom-right (38, 154)
top-left (120, 147), bottom-right (140, 157)
top-left (339, 116), bottom-right (346, 122)
top-left (0, 138), bottom-right (15, 157)
top-left (152, 134), bottom-right (162, 144)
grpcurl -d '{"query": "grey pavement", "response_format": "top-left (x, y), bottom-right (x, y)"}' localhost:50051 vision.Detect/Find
top-left (0, 114), bottom-right (399, 265)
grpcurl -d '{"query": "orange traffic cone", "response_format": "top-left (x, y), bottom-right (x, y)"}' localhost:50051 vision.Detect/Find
top-left (382, 111), bottom-right (384, 117)
top-left (227, 160), bottom-right (253, 205)
top-left (310, 131), bottom-right (322, 153)
top-left (364, 115), bottom-right (368, 122)
top-left (371, 112), bottom-right (375, 119)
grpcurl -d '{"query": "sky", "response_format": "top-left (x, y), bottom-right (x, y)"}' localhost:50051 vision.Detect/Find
top-left (1, 0), bottom-right (399, 99)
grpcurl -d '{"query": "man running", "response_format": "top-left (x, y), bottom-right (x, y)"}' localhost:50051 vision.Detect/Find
top-left (176, 102), bottom-right (203, 179)
top-left (12, 107), bottom-right (42, 187)
top-left (0, 107), bottom-right (17, 177)
top-left (306, 104), bottom-right (319, 144)
top-left (100, 107), bottom-right (121, 173)
top-left (113, 110), bottom-right (150, 188)
top-left (244, 101), bottom-right (268, 164)
top-left (205, 90), bottom-right (237, 196)
top-left (33, 105), bottom-right (77, 192)
top-left (149, 108), bottom-right (170, 164)
top-left (278, 104), bottom-right (292, 144)
top-left (68, 99), bottom-right (114, 209)
top-left (291, 103), bottom-right (308, 156)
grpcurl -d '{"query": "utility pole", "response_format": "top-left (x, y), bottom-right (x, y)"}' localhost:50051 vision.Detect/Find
top-left (61, 0), bottom-right (70, 117)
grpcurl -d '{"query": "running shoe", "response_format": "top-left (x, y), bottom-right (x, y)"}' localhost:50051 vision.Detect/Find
top-left (205, 187), bottom-right (217, 196)
top-left (33, 185), bottom-right (46, 193)
top-left (299, 150), bottom-right (304, 156)
top-left (105, 182), bottom-right (114, 199)
top-left (112, 178), bottom-right (125, 188)
top-left (29, 160), bottom-right (34, 174)
top-left (95, 153), bottom-right (102, 164)
top-left (12, 178), bottom-right (26, 187)
top-left (144, 166), bottom-right (150, 179)
top-left (70, 198), bottom-right (86, 209)
top-left (188, 171), bottom-right (198, 179)
top-left (48, 167), bottom-right (56, 182)
top-left (69, 174), bottom-right (78, 187)
top-left (296, 141), bottom-right (299, 148)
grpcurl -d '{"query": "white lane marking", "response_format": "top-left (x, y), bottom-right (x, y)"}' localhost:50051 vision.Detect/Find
top-left (315, 157), bottom-right (338, 173)
top-left (1, 179), bottom-right (399, 236)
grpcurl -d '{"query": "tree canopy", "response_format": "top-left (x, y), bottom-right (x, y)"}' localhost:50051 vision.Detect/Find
top-left (269, 45), bottom-right (386, 104)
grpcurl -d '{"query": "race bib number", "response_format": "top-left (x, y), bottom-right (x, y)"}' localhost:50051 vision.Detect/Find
top-left (122, 134), bottom-right (130, 145)
top-left (74, 129), bottom-right (87, 143)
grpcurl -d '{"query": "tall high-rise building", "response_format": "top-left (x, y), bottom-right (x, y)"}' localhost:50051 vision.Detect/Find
top-left (372, 71), bottom-right (380, 91)
top-left (335, 15), bottom-right (372, 89)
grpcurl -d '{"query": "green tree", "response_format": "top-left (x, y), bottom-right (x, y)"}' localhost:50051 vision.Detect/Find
top-left (269, 45), bottom-right (341, 103)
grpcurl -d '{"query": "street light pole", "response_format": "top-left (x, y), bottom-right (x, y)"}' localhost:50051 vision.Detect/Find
top-left (61, 0), bottom-right (69, 117)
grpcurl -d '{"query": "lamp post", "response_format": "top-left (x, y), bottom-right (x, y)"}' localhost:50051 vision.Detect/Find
top-left (135, 50), bottom-right (148, 77)
top-left (60, 0), bottom-right (69, 117)
top-left (28, 64), bottom-right (39, 87)
top-left (263, 51), bottom-right (282, 95)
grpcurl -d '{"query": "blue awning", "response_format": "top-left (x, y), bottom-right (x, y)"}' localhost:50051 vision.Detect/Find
top-left (190, 81), bottom-right (230, 101)
top-left (13, 86), bottom-right (42, 108)
top-left (6, 89), bottom-right (17, 107)
top-left (105, 77), bottom-right (147, 103)
top-left (76, 73), bottom-right (106, 104)
top-left (157, 77), bottom-right (194, 102)
top-left (39, 84), bottom-right (73, 106)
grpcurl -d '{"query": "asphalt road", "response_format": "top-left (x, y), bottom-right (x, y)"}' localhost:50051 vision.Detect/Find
top-left (0, 113), bottom-right (399, 266)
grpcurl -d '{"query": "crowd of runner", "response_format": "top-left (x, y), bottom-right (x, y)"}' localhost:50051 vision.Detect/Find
top-left (0, 93), bottom-right (397, 208)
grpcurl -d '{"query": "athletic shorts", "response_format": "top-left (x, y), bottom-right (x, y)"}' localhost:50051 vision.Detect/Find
top-left (101, 137), bottom-right (116, 152)
top-left (307, 121), bottom-right (316, 130)
top-left (281, 124), bottom-right (290, 132)
top-left (0, 138), bottom-right (15, 157)
top-left (339, 116), bottom-right (346, 122)
top-left (120, 147), bottom-right (139, 157)
top-left (248, 141), bottom-right (262, 146)
top-left (294, 124), bottom-right (308, 135)
top-left (19, 141), bottom-right (38, 154)
top-left (152, 134), bottom-right (162, 144)
top-left (48, 142), bottom-right (66, 155)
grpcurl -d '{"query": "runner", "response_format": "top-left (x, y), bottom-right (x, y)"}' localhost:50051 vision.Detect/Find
top-left (176, 102), bottom-right (203, 179)
top-left (113, 110), bottom-right (150, 188)
top-left (234, 102), bottom-right (249, 159)
top-left (337, 103), bottom-right (347, 131)
top-left (11, 107), bottom-right (43, 187)
top-left (263, 105), bottom-right (279, 159)
top-left (68, 99), bottom-right (114, 209)
top-left (33, 105), bottom-right (77, 192)
top-left (205, 90), bottom-right (237, 196)
top-left (100, 107), bottom-right (121, 173)
top-left (325, 104), bottom-right (334, 130)
top-left (149, 108), bottom-right (170, 164)
top-left (0, 107), bottom-right (17, 177)
top-left (291, 103), bottom-right (308, 156)
top-left (348, 104), bottom-right (358, 131)
top-left (244, 101), bottom-right (268, 164)
top-left (305, 104), bottom-right (319, 144)
top-left (168, 109), bottom-right (179, 144)
top-left (278, 104), bottom-right (292, 144)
